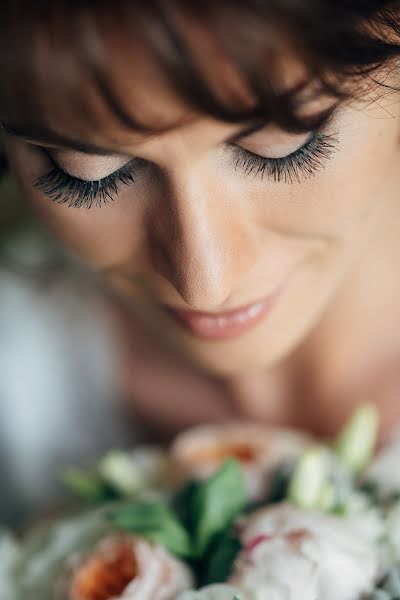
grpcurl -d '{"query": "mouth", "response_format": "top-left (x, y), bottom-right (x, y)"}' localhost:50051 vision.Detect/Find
top-left (166, 292), bottom-right (281, 341)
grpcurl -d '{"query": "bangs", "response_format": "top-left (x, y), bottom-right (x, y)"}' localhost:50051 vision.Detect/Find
top-left (0, 0), bottom-right (399, 143)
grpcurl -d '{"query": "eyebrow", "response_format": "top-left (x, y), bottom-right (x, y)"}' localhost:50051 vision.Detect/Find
top-left (0, 122), bottom-right (121, 156)
top-left (0, 119), bottom-right (278, 154)
top-left (0, 110), bottom-right (334, 157)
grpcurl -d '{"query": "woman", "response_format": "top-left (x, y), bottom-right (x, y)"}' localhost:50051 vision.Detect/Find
top-left (1, 1), bottom-right (400, 439)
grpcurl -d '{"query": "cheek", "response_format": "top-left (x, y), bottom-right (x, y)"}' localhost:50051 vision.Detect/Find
top-left (33, 191), bottom-right (149, 269)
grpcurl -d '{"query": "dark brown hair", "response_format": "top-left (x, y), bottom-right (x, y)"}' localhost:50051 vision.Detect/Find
top-left (0, 0), bottom-right (400, 140)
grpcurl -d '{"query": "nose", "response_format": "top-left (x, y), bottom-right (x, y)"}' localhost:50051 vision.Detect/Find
top-left (148, 172), bottom-right (259, 310)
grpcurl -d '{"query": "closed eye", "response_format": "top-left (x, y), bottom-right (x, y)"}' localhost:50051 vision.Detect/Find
top-left (34, 154), bottom-right (141, 209)
top-left (232, 131), bottom-right (338, 184)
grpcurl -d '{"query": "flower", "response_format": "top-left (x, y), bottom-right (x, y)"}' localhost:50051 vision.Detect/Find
top-left (233, 534), bottom-right (318, 600)
top-left (65, 534), bottom-right (193, 600)
top-left (177, 584), bottom-right (244, 600)
top-left (229, 503), bottom-right (382, 600)
top-left (9, 507), bottom-right (192, 600)
top-left (171, 423), bottom-right (311, 500)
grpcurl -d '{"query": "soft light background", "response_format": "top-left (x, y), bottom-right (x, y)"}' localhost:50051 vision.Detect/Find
top-left (0, 167), bottom-right (138, 528)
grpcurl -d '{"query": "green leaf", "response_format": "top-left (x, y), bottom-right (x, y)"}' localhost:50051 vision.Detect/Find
top-left (190, 459), bottom-right (246, 557)
top-left (335, 403), bottom-right (379, 474)
top-left (109, 501), bottom-right (193, 557)
top-left (288, 447), bottom-right (328, 509)
top-left (203, 531), bottom-right (242, 585)
top-left (266, 462), bottom-right (295, 503)
top-left (173, 479), bottom-right (199, 531)
top-left (60, 467), bottom-right (109, 502)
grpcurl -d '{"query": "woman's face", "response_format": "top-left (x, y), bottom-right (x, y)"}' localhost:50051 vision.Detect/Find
top-left (3, 67), bottom-right (400, 376)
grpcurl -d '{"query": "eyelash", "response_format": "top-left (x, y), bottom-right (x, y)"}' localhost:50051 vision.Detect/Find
top-left (34, 157), bottom-right (139, 209)
top-left (232, 132), bottom-right (338, 185)
top-left (34, 131), bottom-right (338, 209)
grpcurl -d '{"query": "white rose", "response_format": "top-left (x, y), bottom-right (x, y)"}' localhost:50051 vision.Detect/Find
top-left (171, 423), bottom-right (311, 500)
top-left (229, 503), bottom-right (382, 600)
top-left (177, 584), bottom-right (244, 600)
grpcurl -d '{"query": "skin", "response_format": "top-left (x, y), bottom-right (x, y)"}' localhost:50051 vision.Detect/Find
top-left (3, 51), bottom-right (400, 438)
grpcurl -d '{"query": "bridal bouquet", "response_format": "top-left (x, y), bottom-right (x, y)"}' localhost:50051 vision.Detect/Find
top-left (3, 405), bottom-right (400, 600)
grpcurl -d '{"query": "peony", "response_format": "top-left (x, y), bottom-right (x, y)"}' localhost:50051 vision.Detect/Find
top-left (171, 423), bottom-right (311, 500)
top-left (8, 508), bottom-right (192, 600)
top-left (177, 584), bottom-right (244, 600)
top-left (64, 534), bottom-right (193, 600)
top-left (229, 503), bottom-right (382, 600)
top-left (233, 534), bottom-right (318, 600)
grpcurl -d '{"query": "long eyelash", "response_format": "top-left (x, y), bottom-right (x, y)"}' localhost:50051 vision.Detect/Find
top-left (233, 132), bottom-right (338, 184)
top-left (34, 160), bottom-right (138, 209)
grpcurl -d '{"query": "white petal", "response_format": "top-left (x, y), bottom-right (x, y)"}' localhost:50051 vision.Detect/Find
top-left (122, 539), bottom-right (193, 600)
top-left (231, 504), bottom-right (381, 600)
top-left (177, 583), bottom-right (244, 600)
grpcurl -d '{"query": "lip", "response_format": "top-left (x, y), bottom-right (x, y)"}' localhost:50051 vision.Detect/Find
top-left (167, 292), bottom-right (280, 341)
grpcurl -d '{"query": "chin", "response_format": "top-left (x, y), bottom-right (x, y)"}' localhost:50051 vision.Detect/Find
top-left (181, 333), bottom-right (290, 377)
top-left (198, 355), bottom-right (270, 377)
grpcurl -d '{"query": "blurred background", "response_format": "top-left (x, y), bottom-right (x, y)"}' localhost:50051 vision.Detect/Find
top-left (0, 162), bottom-right (139, 529)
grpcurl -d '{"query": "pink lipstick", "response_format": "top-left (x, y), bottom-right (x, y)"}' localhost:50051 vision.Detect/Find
top-left (169, 295), bottom-right (277, 341)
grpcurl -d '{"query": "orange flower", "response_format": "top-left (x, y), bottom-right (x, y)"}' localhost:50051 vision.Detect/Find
top-left (67, 535), bottom-right (193, 600)
top-left (171, 423), bottom-right (311, 500)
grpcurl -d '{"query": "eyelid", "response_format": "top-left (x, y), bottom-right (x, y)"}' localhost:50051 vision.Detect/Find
top-left (232, 105), bottom-right (340, 162)
top-left (34, 151), bottom-right (139, 208)
top-left (232, 130), bottom-right (338, 184)
top-left (237, 131), bottom-right (312, 160)
top-left (43, 148), bottom-right (134, 181)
